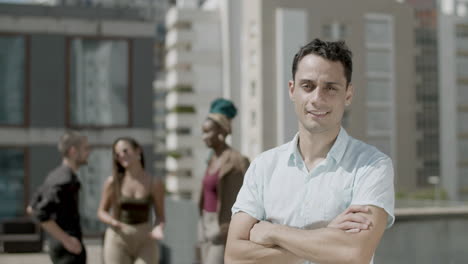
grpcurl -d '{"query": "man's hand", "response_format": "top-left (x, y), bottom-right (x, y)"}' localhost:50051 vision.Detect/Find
top-left (249, 221), bottom-right (276, 247)
top-left (62, 235), bottom-right (82, 255)
top-left (327, 205), bottom-right (372, 233)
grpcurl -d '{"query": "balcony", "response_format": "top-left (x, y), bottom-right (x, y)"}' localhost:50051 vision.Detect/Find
top-left (166, 156), bottom-right (194, 172)
top-left (166, 91), bottom-right (194, 109)
top-left (165, 48), bottom-right (192, 69)
top-left (165, 7), bottom-right (217, 30)
top-left (166, 132), bottom-right (195, 150)
top-left (166, 48), bottom-right (221, 69)
top-left (166, 174), bottom-right (193, 193)
top-left (166, 70), bottom-right (194, 88)
top-left (166, 28), bottom-right (194, 49)
top-left (166, 112), bottom-right (196, 130)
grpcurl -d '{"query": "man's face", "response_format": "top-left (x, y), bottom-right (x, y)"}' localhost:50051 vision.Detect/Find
top-left (289, 54), bottom-right (353, 135)
top-left (75, 138), bottom-right (91, 166)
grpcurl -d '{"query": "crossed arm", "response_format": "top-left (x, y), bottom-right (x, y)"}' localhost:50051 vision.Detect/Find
top-left (225, 205), bottom-right (388, 264)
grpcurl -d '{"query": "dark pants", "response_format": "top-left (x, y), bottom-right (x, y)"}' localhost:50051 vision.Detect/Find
top-left (48, 238), bottom-right (87, 264)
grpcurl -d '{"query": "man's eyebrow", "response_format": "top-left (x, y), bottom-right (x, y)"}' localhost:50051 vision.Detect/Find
top-left (324, 81), bottom-right (343, 86)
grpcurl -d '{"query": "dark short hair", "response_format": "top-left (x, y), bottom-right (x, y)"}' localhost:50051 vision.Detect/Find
top-left (291, 38), bottom-right (353, 85)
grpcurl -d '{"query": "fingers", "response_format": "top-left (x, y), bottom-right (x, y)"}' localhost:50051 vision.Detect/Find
top-left (344, 205), bottom-right (369, 215)
top-left (340, 213), bottom-right (371, 225)
top-left (328, 208), bottom-right (372, 231)
top-left (336, 221), bottom-right (369, 231)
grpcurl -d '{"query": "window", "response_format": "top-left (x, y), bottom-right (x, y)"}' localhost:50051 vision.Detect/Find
top-left (365, 19), bottom-right (391, 44)
top-left (456, 24), bottom-right (468, 50)
top-left (364, 14), bottom-right (394, 158)
top-left (0, 35), bottom-right (26, 126)
top-left (251, 80), bottom-right (256, 97)
top-left (456, 56), bottom-right (468, 77)
top-left (78, 147), bottom-right (112, 234)
top-left (69, 38), bottom-right (130, 127)
top-left (249, 49), bottom-right (258, 66)
top-left (251, 111), bottom-right (256, 127)
top-left (458, 112), bottom-right (468, 133)
top-left (458, 83), bottom-right (468, 105)
top-left (456, 1), bottom-right (468, 17)
top-left (460, 166), bottom-right (468, 187)
top-left (366, 50), bottom-right (391, 72)
top-left (249, 21), bottom-right (258, 39)
top-left (322, 22), bottom-right (347, 41)
top-left (367, 108), bottom-right (391, 132)
top-left (459, 138), bottom-right (468, 161)
top-left (0, 148), bottom-right (26, 221)
top-left (367, 78), bottom-right (391, 103)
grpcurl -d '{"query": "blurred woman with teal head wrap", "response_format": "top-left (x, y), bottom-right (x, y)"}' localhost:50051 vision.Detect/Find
top-left (197, 98), bottom-right (250, 264)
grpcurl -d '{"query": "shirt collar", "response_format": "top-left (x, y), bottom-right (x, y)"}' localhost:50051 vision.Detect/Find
top-left (288, 127), bottom-right (349, 167)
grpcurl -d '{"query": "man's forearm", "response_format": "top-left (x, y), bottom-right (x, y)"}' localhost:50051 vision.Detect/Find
top-left (40, 220), bottom-right (72, 243)
top-left (271, 225), bottom-right (374, 264)
top-left (225, 238), bottom-right (303, 264)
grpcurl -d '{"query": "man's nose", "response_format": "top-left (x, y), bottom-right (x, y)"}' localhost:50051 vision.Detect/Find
top-left (310, 86), bottom-right (326, 102)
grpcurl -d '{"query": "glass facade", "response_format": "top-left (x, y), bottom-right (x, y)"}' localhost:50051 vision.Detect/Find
top-left (366, 50), bottom-right (391, 72)
top-left (459, 112), bottom-right (468, 133)
top-left (0, 36), bottom-right (25, 125)
top-left (407, 1), bottom-right (440, 187)
top-left (459, 139), bottom-right (468, 161)
top-left (0, 148), bottom-right (25, 221)
top-left (78, 147), bottom-right (112, 234)
top-left (70, 38), bottom-right (129, 127)
top-left (457, 23), bottom-right (468, 198)
top-left (365, 15), bottom-right (394, 157)
top-left (367, 108), bottom-right (391, 132)
top-left (367, 79), bottom-right (391, 102)
top-left (365, 19), bottom-right (391, 44)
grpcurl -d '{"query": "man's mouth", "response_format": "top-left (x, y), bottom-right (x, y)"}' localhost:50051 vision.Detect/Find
top-left (306, 110), bottom-right (329, 118)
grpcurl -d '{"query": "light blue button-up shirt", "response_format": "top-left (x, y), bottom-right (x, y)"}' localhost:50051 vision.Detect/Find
top-left (232, 127), bottom-right (394, 264)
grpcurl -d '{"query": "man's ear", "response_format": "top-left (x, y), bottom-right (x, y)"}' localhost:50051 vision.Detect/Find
top-left (345, 83), bottom-right (354, 106)
top-left (288, 80), bottom-right (295, 101)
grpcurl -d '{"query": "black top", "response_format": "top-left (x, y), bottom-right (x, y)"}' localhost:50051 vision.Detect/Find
top-left (118, 195), bottom-right (151, 224)
top-left (30, 165), bottom-right (82, 238)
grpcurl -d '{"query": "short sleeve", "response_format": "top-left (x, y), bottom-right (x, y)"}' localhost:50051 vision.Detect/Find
top-left (231, 159), bottom-right (265, 220)
top-left (31, 184), bottom-right (61, 222)
top-left (351, 157), bottom-right (395, 228)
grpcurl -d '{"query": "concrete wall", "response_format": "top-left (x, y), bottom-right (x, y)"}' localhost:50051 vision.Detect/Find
top-left (162, 199), bottom-right (199, 264)
top-left (376, 212), bottom-right (468, 263)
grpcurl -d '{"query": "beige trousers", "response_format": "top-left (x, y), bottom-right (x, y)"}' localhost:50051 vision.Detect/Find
top-left (198, 211), bottom-right (225, 264)
top-left (103, 222), bottom-right (159, 264)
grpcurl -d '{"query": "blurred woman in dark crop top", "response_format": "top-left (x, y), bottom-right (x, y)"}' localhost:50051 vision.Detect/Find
top-left (97, 137), bottom-right (165, 264)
